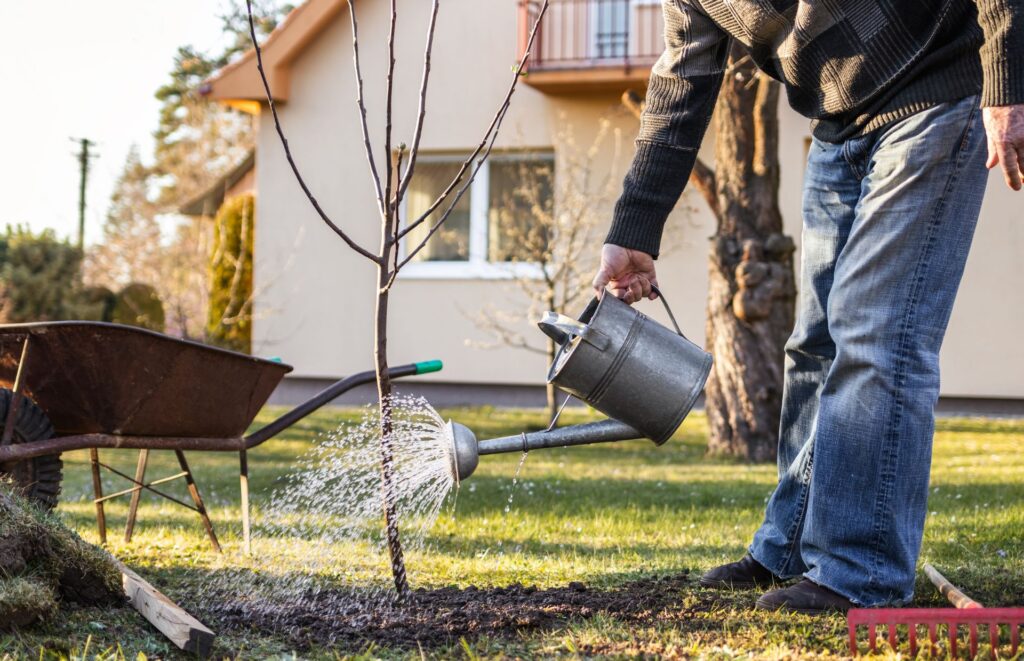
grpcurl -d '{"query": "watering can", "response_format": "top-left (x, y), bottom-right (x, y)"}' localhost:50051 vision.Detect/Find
top-left (448, 286), bottom-right (713, 481)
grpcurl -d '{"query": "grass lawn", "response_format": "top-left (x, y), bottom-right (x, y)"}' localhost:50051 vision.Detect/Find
top-left (2, 408), bottom-right (1022, 659)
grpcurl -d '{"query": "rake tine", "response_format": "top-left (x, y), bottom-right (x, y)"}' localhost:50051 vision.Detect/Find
top-left (848, 620), bottom-right (858, 655)
top-left (989, 623), bottom-right (999, 659)
top-left (949, 621), bottom-right (958, 658)
top-left (868, 623), bottom-right (877, 652)
top-left (929, 622), bottom-right (938, 651)
top-left (1011, 621), bottom-right (1019, 655)
top-left (909, 624), bottom-right (918, 657)
top-left (888, 622), bottom-right (898, 651)
top-left (970, 622), bottom-right (979, 657)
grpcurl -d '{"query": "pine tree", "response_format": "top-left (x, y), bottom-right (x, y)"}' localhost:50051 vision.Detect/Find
top-left (152, 1), bottom-right (292, 209)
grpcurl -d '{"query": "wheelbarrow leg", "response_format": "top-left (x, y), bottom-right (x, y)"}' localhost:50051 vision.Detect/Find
top-left (173, 450), bottom-right (221, 553)
top-left (89, 448), bottom-right (107, 544)
top-left (240, 450), bottom-right (251, 555)
top-left (124, 449), bottom-right (149, 543)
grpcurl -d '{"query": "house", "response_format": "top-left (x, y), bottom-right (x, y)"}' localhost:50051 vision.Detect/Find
top-left (202, 0), bottom-right (1024, 411)
top-left (179, 149), bottom-right (256, 218)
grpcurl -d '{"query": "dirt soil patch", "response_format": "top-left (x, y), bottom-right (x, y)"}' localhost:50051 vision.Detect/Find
top-left (212, 572), bottom-right (703, 651)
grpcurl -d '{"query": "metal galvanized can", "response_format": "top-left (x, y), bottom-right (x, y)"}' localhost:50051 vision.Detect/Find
top-left (538, 289), bottom-right (712, 444)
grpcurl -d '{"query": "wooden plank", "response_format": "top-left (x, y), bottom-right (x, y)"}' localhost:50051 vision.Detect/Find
top-left (117, 562), bottom-right (215, 657)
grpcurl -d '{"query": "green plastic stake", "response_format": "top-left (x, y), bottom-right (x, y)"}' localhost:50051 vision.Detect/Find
top-left (414, 359), bottom-right (443, 375)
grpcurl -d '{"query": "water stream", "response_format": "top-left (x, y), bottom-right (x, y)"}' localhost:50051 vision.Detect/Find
top-left (195, 395), bottom-right (459, 621)
top-left (504, 451), bottom-right (529, 514)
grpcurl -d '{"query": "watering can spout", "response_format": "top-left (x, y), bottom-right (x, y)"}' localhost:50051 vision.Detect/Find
top-left (447, 418), bottom-right (643, 482)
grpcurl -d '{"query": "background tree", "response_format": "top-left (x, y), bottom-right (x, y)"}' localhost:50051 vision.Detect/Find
top-left (153, 1), bottom-right (292, 208)
top-left (0, 226), bottom-right (86, 323)
top-left (469, 120), bottom-right (621, 422)
top-left (624, 45), bottom-right (796, 462)
top-left (85, 146), bottom-right (163, 288)
top-left (207, 193), bottom-right (254, 352)
top-left (246, 0), bottom-right (549, 598)
top-left (86, 1), bottom-right (289, 343)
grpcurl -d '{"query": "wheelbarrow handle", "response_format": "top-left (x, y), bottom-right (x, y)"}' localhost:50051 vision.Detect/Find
top-left (244, 360), bottom-right (443, 449)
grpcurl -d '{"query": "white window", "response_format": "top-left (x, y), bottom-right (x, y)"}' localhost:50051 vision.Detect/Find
top-left (401, 153), bottom-right (554, 279)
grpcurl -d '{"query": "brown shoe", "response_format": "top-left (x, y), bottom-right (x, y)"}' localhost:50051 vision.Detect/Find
top-left (755, 579), bottom-right (855, 614)
top-left (699, 554), bottom-right (784, 589)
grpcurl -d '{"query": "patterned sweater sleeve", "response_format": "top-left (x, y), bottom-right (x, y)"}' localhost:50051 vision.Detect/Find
top-left (605, 0), bottom-right (730, 258)
top-left (976, 0), bottom-right (1024, 106)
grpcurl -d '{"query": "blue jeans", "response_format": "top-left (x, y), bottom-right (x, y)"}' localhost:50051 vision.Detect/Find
top-left (748, 95), bottom-right (988, 607)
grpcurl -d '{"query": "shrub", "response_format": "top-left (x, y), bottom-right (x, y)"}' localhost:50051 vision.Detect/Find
top-left (78, 285), bottom-right (116, 322)
top-left (207, 193), bottom-right (254, 353)
top-left (0, 225), bottom-right (85, 323)
top-left (110, 283), bottom-right (165, 332)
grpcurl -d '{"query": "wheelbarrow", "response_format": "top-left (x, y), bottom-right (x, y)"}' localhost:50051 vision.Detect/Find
top-left (0, 321), bottom-right (442, 553)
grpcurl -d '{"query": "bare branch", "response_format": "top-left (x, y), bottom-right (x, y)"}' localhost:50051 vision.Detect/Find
top-left (621, 89), bottom-right (644, 119)
top-left (690, 158), bottom-right (720, 219)
top-left (395, 0), bottom-right (550, 253)
top-left (383, 0), bottom-right (398, 215)
top-left (347, 0), bottom-right (387, 219)
top-left (245, 0), bottom-right (379, 263)
top-left (396, 0), bottom-right (441, 203)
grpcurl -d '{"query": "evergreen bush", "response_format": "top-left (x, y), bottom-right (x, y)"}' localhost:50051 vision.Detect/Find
top-left (207, 193), bottom-right (254, 353)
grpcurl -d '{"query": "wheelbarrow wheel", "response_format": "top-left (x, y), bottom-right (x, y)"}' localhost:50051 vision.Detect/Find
top-left (0, 388), bottom-right (62, 509)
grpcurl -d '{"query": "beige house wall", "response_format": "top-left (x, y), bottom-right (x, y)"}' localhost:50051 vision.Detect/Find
top-left (251, 0), bottom-right (1024, 399)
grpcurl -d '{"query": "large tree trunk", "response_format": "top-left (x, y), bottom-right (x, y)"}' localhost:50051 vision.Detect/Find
top-left (374, 258), bottom-right (409, 599)
top-left (704, 45), bottom-right (796, 461)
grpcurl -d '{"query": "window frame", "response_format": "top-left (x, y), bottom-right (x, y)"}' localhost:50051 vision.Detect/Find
top-left (398, 151), bottom-right (554, 281)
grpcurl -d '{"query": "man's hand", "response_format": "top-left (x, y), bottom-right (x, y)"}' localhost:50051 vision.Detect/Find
top-left (983, 105), bottom-right (1024, 191)
top-left (592, 244), bottom-right (659, 304)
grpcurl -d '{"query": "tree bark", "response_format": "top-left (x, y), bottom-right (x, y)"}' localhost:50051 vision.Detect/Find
top-left (704, 45), bottom-right (796, 461)
top-left (374, 256), bottom-right (408, 599)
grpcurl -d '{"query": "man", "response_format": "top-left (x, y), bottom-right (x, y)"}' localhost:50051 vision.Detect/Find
top-left (592, 0), bottom-right (1023, 613)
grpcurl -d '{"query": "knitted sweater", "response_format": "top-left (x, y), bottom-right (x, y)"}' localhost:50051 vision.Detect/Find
top-left (607, 0), bottom-right (1024, 258)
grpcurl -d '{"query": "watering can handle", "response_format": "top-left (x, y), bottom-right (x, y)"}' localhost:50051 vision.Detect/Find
top-left (650, 285), bottom-right (686, 338)
top-left (538, 312), bottom-right (611, 350)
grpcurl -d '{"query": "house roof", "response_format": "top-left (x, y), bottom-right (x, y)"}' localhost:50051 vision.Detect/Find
top-left (199, 0), bottom-right (346, 113)
top-left (179, 149), bottom-right (256, 216)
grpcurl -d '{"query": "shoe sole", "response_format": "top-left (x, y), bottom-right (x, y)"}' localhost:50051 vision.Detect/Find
top-left (698, 578), bottom-right (780, 590)
top-left (754, 598), bottom-right (847, 615)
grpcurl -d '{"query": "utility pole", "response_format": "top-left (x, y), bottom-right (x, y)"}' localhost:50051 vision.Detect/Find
top-left (72, 137), bottom-right (97, 252)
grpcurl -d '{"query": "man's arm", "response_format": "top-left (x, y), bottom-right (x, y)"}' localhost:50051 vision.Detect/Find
top-left (976, 0), bottom-right (1024, 190)
top-left (604, 0), bottom-right (731, 258)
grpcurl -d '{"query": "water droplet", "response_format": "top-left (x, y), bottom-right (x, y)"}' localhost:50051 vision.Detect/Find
top-left (503, 451), bottom-right (529, 514)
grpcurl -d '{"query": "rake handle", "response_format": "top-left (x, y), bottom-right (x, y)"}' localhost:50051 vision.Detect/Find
top-left (923, 563), bottom-right (983, 609)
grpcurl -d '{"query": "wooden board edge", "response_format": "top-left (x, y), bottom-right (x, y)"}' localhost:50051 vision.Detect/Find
top-left (115, 560), bottom-right (216, 657)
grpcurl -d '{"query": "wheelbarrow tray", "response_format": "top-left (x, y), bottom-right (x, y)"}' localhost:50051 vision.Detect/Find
top-left (0, 322), bottom-right (292, 438)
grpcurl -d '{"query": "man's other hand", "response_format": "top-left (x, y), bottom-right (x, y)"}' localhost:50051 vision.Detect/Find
top-left (592, 244), bottom-right (659, 304)
top-left (983, 105), bottom-right (1024, 191)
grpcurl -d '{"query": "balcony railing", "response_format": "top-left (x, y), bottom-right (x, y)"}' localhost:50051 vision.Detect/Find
top-left (519, 0), bottom-right (665, 72)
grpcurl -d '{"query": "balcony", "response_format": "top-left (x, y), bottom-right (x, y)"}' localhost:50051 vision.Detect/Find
top-left (518, 0), bottom-right (664, 94)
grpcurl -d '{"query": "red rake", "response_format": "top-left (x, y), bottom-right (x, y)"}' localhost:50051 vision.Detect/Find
top-left (848, 564), bottom-right (1023, 657)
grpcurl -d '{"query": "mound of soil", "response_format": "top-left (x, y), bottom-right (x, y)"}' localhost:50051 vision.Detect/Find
top-left (214, 572), bottom-right (697, 651)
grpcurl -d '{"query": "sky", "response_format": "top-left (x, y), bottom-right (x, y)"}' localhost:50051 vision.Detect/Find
top-left (0, 1), bottom-right (236, 246)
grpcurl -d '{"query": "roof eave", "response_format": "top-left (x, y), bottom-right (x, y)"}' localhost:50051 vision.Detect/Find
top-left (200, 0), bottom-right (347, 111)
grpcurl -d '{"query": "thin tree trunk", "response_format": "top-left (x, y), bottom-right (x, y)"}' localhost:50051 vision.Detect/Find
top-left (544, 288), bottom-right (557, 424)
top-left (704, 45), bottom-right (796, 461)
top-left (374, 257), bottom-right (408, 599)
